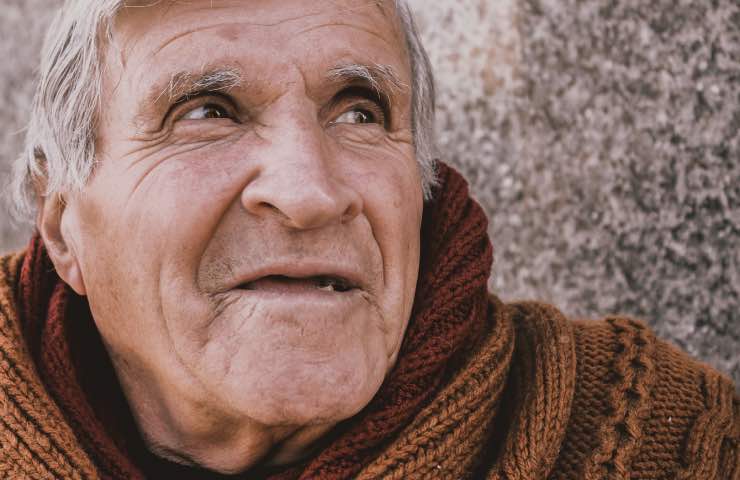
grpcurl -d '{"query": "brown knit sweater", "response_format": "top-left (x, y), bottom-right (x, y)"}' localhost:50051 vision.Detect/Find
top-left (0, 252), bottom-right (738, 479)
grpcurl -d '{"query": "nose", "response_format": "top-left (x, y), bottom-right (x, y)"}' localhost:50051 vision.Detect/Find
top-left (240, 122), bottom-right (363, 230)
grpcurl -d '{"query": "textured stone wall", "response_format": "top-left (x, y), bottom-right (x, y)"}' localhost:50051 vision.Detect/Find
top-left (1, 0), bottom-right (738, 385)
top-left (0, 0), bottom-right (56, 249)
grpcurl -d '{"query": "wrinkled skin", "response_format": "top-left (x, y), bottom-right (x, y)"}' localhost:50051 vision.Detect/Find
top-left (38, 0), bottom-right (423, 474)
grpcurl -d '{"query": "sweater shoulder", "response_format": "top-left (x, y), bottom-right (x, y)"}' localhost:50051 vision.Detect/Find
top-left (547, 313), bottom-right (739, 479)
top-left (0, 251), bottom-right (27, 361)
top-left (0, 251), bottom-right (99, 479)
top-left (0, 251), bottom-right (30, 372)
top-left (0, 251), bottom-right (24, 318)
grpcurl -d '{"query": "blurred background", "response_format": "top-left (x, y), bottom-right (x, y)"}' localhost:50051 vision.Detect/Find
top-left (1, 0), bottom-right (738, 385)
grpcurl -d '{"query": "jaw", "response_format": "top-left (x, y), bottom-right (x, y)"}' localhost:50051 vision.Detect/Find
top-left (87, 235), bottom-right (415, 474)
top-left (107, 281), bottom-right (391, 471)
top-left (192, 287), bottom-right (391, 422)
top-left (110, 331), bottom-right (342, 474)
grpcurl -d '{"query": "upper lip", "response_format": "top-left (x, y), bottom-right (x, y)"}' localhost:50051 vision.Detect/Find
top-left (230, 261), bottom-right (365, 292)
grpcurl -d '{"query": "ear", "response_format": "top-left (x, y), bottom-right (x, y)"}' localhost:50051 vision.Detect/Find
top-left (36, 194), bottom-right (87, 296)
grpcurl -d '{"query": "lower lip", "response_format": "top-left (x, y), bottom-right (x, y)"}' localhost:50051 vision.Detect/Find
top-left (213, 287), bottom-right (370, 334)
top-left (230, 286), bottom-right (363, 302)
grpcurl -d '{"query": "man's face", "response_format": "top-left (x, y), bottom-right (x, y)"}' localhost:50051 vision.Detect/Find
top-left (58, 0), bottom-right (422, 471)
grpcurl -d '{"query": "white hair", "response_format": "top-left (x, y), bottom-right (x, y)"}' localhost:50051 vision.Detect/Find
top-left (9, 0), bottom-right (437, 222)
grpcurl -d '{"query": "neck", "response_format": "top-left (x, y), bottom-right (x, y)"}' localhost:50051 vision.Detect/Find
top-left (108, 342), bottom-right (337, 474)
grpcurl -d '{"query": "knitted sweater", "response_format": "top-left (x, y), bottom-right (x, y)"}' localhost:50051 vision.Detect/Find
top-left (0, 251), bottom-right (738, 479)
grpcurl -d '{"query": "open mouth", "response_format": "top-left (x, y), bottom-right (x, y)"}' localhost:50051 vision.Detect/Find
top-left (237, 274), bottom-right (356, 293)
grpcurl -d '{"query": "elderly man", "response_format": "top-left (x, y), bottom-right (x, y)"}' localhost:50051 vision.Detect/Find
top-left (0, 0), bottom-right (737, 478)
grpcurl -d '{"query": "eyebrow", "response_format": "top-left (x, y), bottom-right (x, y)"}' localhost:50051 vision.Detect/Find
top-left (327, 62), bottom-right (409, 99)
top-left (154, 63), bottom-right (406, 104)
top-left (135, 62), bottom-right (406, 130)
top-left (158, 67), bottom-right (243, 104)
top-left (134, 66), bottom-right (243, 130)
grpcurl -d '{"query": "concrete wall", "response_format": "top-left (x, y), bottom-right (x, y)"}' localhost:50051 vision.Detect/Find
top-left (1, 0), bottom-right (738, 385)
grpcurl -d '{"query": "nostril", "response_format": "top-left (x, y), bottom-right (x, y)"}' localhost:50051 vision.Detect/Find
top-left (259, 202), bottom-right (285, 217)
top-left (260, 202), bottom-right (278, 212)
top-left (248, 201), bottom-right (293, 225)
top-left (340, 197), bottom-right (360, 222)
top-left (340, 210), bottom-right (356, 224)
top-left (339, 188), bottom-right (363, 224)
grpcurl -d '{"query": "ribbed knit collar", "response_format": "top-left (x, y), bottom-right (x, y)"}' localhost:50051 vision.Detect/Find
top-left (16, 162), bottom-right (524, 478)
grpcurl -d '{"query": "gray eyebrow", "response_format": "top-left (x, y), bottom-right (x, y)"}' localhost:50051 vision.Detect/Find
top-left (159, 67), bottom-right (243, 103)
top-left (134, 66), bottom-right (243, 131)
top-left (135, 62), bottom-right (404, 131)
top-left (327, 62), bottom-right (408, 98)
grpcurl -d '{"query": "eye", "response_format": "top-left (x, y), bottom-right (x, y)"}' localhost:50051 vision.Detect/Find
top-left (334, 108), bottom-right (377, 125)
top-left (181, 103), bottom-right (232, 121)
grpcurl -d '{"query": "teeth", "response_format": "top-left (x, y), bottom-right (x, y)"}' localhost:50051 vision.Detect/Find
top-left (315, 276), bottom-right (355, 292)
top-left (317, 277), bottom-right (336, 291)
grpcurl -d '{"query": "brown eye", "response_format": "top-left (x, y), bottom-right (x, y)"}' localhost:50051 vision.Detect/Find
top-left (181, 103), bottom-right (232, 120)
top-left (334, 108), bottom-right (380, 125)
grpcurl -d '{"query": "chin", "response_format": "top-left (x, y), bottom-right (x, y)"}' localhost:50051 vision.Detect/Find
top-left (191, 292), bottom-right (392, 427)
top-left (288, 370), bottom-right (381, 423)
top-left (227, 347), bottom-right (387, 427)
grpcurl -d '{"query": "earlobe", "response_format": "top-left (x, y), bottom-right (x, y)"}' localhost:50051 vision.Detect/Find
top-left (36, 194), bottom-right (87, 296)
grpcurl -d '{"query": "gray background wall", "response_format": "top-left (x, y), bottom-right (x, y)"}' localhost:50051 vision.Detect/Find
top-left (1, 0), bottom-right (738, 385)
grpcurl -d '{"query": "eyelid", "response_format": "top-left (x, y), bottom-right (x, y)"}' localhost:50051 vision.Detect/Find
top-left (168, 91), bottom-right (241, 124)
top-left (330, 86), bottom-right (391, 128)
top-left (334, 101), bottom-right (385, 126)
top-left (339, 85), bottom-right (389, 113)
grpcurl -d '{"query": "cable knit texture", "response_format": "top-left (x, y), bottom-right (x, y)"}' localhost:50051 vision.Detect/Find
top-left (0, 164), bottom-right (738, 479)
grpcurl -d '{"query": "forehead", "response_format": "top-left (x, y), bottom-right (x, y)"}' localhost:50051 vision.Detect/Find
top-left (114, 0), bottom-right (399, 32)
top-left (110, 0), bottom-right (408, 87)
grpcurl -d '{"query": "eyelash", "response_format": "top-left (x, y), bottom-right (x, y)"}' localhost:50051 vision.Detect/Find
top-left (334, 86), bottom-right (390, 127)
top-left (171, 92), bottom-right (240, 123)
top-left (168, 86), bottom-right (390, 127)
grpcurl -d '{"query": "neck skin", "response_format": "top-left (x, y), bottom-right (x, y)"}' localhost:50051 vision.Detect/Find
top-left (108, 347), bottom-right (340, 473)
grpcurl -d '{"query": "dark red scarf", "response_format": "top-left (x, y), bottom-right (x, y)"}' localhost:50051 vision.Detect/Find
top-left (17, 162), bottom-right (493, 479)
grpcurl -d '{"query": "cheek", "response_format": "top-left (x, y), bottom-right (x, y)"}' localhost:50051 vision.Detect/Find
top-left (348, 150), bottom-right (422, 347)
top-left (340, 137), bottom-right (422, 211)
top-left (363, 154), bottom-right (423, 258)
top-left (90, 141), bottom-right (253, 244)
top-left (71, 143), bottom-right (257, 309)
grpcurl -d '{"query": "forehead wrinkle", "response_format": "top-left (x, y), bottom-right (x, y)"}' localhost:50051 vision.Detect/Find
top-left (149, 22), bottom-right (232, 60)
top-left (294, 20), bottom-right (397, 50)
top-left (134, 0), bottom-right (393, 58)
